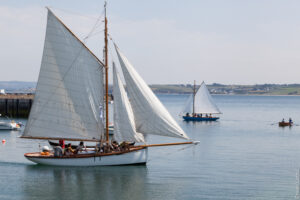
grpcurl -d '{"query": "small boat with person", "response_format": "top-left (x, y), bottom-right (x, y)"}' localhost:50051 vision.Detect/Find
top-left (181, 81), bottom-right (221, 121)
top-left (278, 118), bottom-right (293, 127)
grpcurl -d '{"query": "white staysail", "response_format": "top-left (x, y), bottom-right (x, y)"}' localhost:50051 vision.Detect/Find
top-left (113, 64), bottom-right (145, 143)
top-left (22, 9), bottom-right (104, 141)
top-left (184, 82), bottom-right (221, 114)
top-left (181, 94), bottom-right (193, 115)
top-left (114, 44), bottom-right (188, 140)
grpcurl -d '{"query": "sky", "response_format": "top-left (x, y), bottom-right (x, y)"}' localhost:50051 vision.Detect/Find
top-left (1, 0), bottom-right (300, 84)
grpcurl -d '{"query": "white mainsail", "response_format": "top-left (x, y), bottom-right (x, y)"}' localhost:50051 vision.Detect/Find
top-left (183, 82), bottom-right (221, 114)
top-left (114, 44), bottom-right (188, 140)
top-left (112, 64), bottom-right (145, 143)
top-left (22, 9), bottom-right (105, 141)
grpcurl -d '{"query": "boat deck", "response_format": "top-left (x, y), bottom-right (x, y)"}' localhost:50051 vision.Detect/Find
top-left (24, 146), bottom-right (146, 159)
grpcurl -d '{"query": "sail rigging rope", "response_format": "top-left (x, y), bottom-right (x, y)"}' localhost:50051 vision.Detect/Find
top-left (48, 6), bottom-right (105, 42)
top-left (108, 38), bottom-right (118, 66)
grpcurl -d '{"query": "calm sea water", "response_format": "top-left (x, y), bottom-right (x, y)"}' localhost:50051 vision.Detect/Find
top-left (1, 95), bottom-right (300, 200)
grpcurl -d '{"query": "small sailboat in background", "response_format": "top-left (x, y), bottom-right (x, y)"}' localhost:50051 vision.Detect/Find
top-left (181, 81), bottom-right (221, 121)
top-left (0, 114), bottom-right (21, 130)
top-left (21, 5), bottom-right (197, 166)
top-left (0, 121), bottom-right (21, 130)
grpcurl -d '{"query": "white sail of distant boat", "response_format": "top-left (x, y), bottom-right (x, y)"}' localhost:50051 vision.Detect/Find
top-left (21, 6), bottom-right (197, 166)
top-left (183, 81), bottom-right (221, 115)
top-left (181, 81), bottom-right (221, 121)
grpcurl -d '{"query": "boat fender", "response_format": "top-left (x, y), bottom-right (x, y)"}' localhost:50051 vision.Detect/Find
top-left (40, 151), bottom-right (50, 156)
top-left (2, 139), bottom-right (6, 144)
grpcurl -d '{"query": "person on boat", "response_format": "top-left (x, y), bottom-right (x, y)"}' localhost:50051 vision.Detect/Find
top-left (193, 113), bottom-right (197, 117)
top-left (209, 114), bottom-right (212, 118)
top-left (59, 139), bottom-right (65, 149)
top-left (53, 146), bottom-right (63, 157)
top-left (282, 118), bottom-right (285, 123)
top-left (200, 114), bottom-right (202, 118)
top-left (95, 142), bottom-right (102, 153)
top-left (186, 112), bottom-right (190, 117)
top-left (111, 140), bottom-right (120, 151)
top-left (205, 114), bottom-right (208, 118)
top-left (96, 136), bottom-right (104, 153)
top-left (75, 141), bottom-right (87, 154)
top-left (120, 141), bottom-right (130, 151)
top-left (197, 114), bottom-right (200, 118)
top-left (289, 118), bottom-right (293, 124)
top-left (65, 143), bottom-right (75, 156)
top-left (103, 142), bottom-right (113, 153)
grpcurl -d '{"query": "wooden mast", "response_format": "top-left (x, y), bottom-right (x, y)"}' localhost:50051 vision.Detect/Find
top-left (192, 80), bottom-right (196, 115)
top-left (104, 2), bottom-right (109, 144)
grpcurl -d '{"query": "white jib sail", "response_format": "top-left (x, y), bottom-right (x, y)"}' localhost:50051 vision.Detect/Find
top-left (114, 44), bottom-right (188, 140)
top-left (22, 9), bottom-right (104, 141)
top-left (185, 82), bottom-right (221, 114)
top-left (181, 93), bottom-right (193, 115)
top-left (112, 64), bottom-right (145, 143)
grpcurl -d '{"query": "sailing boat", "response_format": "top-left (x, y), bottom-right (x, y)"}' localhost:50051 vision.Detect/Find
top-left (21, 6), bottom-right (197, 166)
top-left (0, 121), bottom-right (21, 130)
top-left (182, 81), bottom-right (221, 121)
top-left (0, 114), bottom-right (21, 130)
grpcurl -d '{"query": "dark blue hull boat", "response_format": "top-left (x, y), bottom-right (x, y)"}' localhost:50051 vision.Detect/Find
top-left (183, 116), bottom-right (219, 121)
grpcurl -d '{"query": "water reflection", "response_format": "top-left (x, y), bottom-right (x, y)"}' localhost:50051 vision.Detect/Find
top-left (24, 165), bottom-right (148, 200)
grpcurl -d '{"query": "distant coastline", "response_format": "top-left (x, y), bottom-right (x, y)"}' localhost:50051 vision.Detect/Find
top-left (1, 81), bottom-right (300, 96)
top-left (151, 83), bottom-right (300, 96)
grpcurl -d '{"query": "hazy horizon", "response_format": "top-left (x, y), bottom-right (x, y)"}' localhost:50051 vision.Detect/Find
top-left (2, 80), bottom-right (300, 86)
top-left (1, 0), bottom-right (300, 84)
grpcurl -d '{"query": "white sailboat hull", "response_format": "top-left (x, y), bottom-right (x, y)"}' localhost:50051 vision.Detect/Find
top-left (25, 148), bottom-right (148, 166)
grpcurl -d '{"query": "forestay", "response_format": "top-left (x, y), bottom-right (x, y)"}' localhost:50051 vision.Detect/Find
top-left (22, 9), bottom-right (104, 141)
top-left (112, 65), bottom-right (145, 143)
top-left (185, 82), bottom-right (221, 114)
top-left (114, 44), bottom-right (188, 140)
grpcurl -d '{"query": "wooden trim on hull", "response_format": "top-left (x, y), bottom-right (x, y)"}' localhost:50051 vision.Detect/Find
top-left (24, 146), bottom-right (146, 159)
top-left (25, 147), bottom-right (148, 166)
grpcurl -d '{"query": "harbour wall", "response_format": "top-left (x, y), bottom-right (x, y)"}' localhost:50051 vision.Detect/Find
top-left (0, 94), bottom-right (33, 118)
top-left (0, 94), bottom-right (113, 118)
